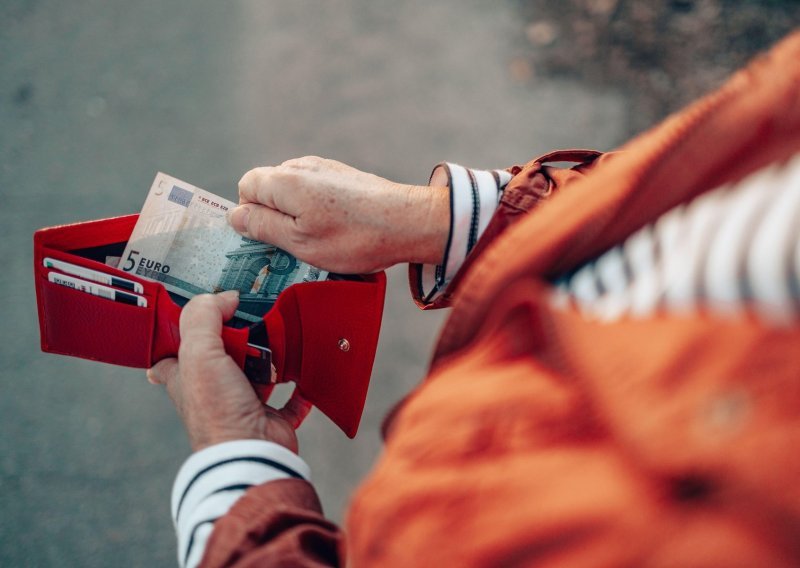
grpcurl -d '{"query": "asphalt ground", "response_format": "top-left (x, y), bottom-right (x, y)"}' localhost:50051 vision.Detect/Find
top-left (1, 1), bottom-right (626, 565)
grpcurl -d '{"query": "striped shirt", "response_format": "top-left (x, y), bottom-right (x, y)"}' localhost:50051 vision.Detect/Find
top-left (423, 153), bottom-right (800, 325)
top-left (551, 152), bottom-right (800, 325)
top-left (417, 163), bottom-right (513, 303)
top-left (171, 440), bottom-right (310, 568)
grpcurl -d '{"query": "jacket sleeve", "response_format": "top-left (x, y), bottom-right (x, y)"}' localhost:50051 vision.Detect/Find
top-left (409, 149), bottom-right (614, 309)
top-left (199, 479), bottom-right (343, 568)
top-left (168, 439), bottom-right (342, 568)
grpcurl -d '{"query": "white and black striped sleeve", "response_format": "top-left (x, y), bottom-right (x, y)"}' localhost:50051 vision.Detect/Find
top-left (170, 439), bottom-right (312, 568)
top-left (418, 162), bottom-right (513, 304)
top-left (552, 151), bottom-right (800, 326)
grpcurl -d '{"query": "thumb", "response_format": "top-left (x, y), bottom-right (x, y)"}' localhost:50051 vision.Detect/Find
top-left (278, 390), bottom-right (313, 429)
top-left (147, 357), bottom-right (178, 385)
top-left (229, 204), bottom-right (296, 248)
top-left (179, 290), bottom-right (240, 351)
top-left (214, 289), bottom-right (241, 320)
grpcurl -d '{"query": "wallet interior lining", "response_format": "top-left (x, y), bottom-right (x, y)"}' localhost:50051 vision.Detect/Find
top-left (69, 241), bottom-right (127, 264)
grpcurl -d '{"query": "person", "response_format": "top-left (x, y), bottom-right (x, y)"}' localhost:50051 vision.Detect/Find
top-left (148, 30), bottom-right (800, 567)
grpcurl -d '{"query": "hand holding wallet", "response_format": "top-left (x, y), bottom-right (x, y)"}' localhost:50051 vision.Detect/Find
top-left (34, 213), bottom-right (386, 438)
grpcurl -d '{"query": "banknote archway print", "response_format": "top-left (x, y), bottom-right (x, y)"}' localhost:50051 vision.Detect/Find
top-left (216, 239), bottom-right (301, 320)
top-left (267, 249), bottom-right (298, 276)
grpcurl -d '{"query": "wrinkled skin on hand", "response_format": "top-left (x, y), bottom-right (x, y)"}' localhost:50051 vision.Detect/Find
top-left (147, 291), bottom-right (308, 452)
top-left (229, 156), bottom-right (449, 274)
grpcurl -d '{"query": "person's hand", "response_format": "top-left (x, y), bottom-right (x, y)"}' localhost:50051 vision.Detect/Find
top-left (229, 156), bottom-right (449, 274)
top-left (147, 291), bottom-right (310, 453)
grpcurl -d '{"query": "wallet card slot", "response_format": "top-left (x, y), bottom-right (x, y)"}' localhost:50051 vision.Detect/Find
top-left (38, 272), bottom-right (155, 368)
top-left (37, 246), bottom-right (160, 300)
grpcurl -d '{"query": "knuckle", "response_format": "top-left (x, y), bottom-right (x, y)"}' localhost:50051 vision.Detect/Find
top-left (238, 168), bottom-right (259, 194)
top-left (281, 157), bottom-right (304, 168)
top-left (239, 167), bottom-right (273, 196)
top-left (283, 155), bottom-right (325, 171)
top-left (271, 168), bottom-right (296, 185)
top-left (262, 168), bottom-right (300, 194)
top-left (251, 168), bottom-right (274, 192)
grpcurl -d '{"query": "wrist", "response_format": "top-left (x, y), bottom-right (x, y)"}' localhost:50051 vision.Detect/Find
top-left (193, 432), bottom-right (297, 453)
top-left (191, 427), bottom-right (266, 452)
top-left (389, 184), bottom-right (449, 266)
top-left (189, 413), bottom-right (298, 453)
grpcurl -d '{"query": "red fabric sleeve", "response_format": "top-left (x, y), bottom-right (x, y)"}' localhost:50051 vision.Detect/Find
top-left (200, 479), bottom-right (343, 568)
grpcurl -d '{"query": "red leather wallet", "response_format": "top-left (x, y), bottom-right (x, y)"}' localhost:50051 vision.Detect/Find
top-left (34, 214), bottom-right (386, 438)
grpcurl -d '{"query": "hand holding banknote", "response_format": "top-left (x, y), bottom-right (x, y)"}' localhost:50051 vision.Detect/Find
top-left (121, 172), bottom-right (328, 324)
top-left (230, 156), bottom-right (450, 274)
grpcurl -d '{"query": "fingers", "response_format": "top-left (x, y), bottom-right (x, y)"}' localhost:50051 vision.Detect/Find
top-left (233, 166), bottom-right (302, 247)
top-left (227, 204), bottom-right (251, 235)
top-left (213, 289), bottom-right (240, 319)
top-left (237, 158), bottom-right (329, 206)
top-left (179, 291), bottom-right (240, 358)
top-left (228, 203), bottom-right (297, 248)
top-left (278, 390), bottom-right (313, 429)
top-left (237, 167), bottom-right (278, 209)
top-left (147, 357), bottom-right (183, 412)
top-left (147, 357), bottom-right (178, 385)
top-left (180, 290), bottom-right (239, 331)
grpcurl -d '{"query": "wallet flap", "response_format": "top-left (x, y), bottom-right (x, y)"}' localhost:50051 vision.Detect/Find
top-left (35, 214), bottom-right (139, 251)
top-left (264, 273), bottom-right (386, 438)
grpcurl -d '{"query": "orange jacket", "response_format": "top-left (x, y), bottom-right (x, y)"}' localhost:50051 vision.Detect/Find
top-left (202, 30), bottom-right (800, 567)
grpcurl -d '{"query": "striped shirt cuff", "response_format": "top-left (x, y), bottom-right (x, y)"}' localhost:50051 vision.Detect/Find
top-left (171, 440), bottom-right (311, 568)
top-left (418, 163), bottom-right (513, 303)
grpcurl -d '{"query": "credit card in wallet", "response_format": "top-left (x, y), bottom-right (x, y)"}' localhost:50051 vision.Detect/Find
top-left (44, 257), bottom-right (144, 294)
top-left (48, 272), bottom-right (148, 307)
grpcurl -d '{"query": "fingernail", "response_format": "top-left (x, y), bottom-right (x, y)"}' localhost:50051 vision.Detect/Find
top-left (219, 289), bottom-right (239, 299)
top-left (146, 369), bottom-right (157, 384)
top-left (228, 205), bottom-right (250, 235)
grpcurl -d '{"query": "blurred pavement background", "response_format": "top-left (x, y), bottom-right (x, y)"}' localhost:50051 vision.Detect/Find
top-left (1, 1), bottom-right (794, 565)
